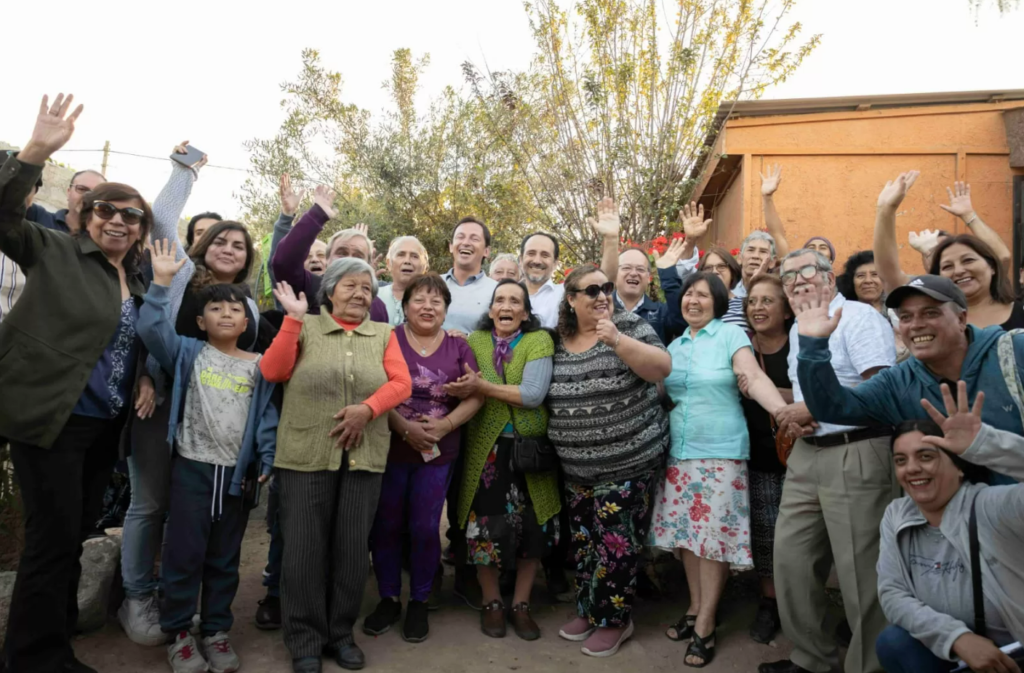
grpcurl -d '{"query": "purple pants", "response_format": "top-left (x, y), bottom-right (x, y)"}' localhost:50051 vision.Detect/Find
top-left (370, 459), bottom-right (453, 602)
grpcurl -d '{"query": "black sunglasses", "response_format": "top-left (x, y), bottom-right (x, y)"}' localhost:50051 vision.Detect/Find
top-left (92, 201), bottom-right (144, 226)
top-left (572, 281), bottom-right (615, 298)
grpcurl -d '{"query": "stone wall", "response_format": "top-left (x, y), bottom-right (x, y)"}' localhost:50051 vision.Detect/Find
top-left (0, 141), bottom-right (75, 213)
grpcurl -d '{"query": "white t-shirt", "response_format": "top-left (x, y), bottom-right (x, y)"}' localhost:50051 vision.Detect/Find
top-left (788, 292), bottom-right (896, 436)
top-left (530, 280), bottom-right (565, 330)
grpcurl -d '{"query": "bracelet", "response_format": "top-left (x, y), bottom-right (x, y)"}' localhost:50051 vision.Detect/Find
top-left (964, 214), bottom-right (977, 227)
top-left (445, 417), bottom-right (455, 433)
top-left (403, 429), bottom-right (410, 442)
top-left (614, 333), bottom-right (622, 349)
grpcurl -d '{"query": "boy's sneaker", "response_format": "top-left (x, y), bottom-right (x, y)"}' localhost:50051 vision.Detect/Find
top-left (118, 595), bottom-right (167, 646)
top-left (202, 632), bottom-right (240, 673)
top-left (167, 632), bottom-right (208, 673)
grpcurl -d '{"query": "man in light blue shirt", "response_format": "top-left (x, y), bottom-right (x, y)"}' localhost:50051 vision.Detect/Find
top-left (442, 217), bottom-right (499, 334)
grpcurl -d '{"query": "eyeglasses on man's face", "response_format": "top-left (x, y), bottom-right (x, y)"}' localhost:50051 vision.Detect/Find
top-left (780, 264), bottom-right (824, 286)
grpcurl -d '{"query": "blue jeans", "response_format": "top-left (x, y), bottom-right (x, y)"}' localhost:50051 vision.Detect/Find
top-left (120, 401), bottom-right (173, 598)
top-left (876, 625), bottom-right (956, 673)
top-left (262, 474), bottom-right (282, 598)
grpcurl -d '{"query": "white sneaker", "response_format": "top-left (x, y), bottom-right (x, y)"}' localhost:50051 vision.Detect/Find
top-left (202, 632), bottom-right (240, 673)
top-left (167, 631), bottom-right (209, 672)
top-left (118, 595), bottom-right (167, 647)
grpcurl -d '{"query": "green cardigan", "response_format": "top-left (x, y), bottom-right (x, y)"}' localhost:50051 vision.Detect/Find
top-left (457, 329), bottom-right (560, 528)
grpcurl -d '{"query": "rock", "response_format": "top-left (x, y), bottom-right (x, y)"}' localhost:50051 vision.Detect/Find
top-left (76, 533), bottom-right (121, 633)
top-left (0, 570), bottom-right (16, 650)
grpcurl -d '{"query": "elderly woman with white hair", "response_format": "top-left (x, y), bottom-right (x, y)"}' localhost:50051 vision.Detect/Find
top-left (261, 257), bottom-right (413, 673)
top-left (271, 184), bottom-right (389, 321)
top-left (378, 235), bottom-right (430, 325)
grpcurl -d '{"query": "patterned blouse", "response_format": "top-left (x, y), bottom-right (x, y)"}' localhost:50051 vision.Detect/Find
top-left (546, 310), bottom-right (669, 485)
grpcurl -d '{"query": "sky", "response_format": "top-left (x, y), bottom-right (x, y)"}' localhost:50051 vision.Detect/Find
top-left (1, 0), bottom-right (1021, 221)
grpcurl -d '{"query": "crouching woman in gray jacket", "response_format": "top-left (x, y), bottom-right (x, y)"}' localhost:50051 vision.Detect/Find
top-left (876, 381), bottom-right (1023, 673)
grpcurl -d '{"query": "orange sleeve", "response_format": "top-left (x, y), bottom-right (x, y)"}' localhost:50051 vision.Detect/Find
top-left (363, 332), bottom-right (413, 419)
top-left (259, 316), bottom-right (303, 383)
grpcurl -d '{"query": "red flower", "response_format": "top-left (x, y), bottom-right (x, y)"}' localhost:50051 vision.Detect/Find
top-left (671, 231), bottom-right (685, 240)
top-left (730, 248), bottom-right (740, 256)
top-left (698, 250), bottom-right (706, 259)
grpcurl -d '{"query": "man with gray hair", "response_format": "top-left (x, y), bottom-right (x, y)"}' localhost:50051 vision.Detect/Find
top-left (271, 184), bottom-right (388, 320)
top-left (759, 247), bottom-right (898, 673)
top-left (676, 229), bottom-right (776, 299)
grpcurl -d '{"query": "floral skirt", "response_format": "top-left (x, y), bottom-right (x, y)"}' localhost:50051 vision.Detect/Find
top-left (465, 434), bottom-right (558, 569)
top-left (647, 456), bottom-right (752, 569)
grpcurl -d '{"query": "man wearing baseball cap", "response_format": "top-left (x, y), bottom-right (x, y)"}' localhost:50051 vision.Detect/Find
top-left (788, 274), bottom-right (1020, 487)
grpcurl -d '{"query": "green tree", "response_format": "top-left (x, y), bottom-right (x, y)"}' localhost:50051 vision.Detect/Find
top-left (463, 0), bottom-right (820, 261)
top-left (240, 49), bottom-right (543, 269)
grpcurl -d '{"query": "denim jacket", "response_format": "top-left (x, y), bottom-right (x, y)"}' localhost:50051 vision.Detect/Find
top-left (137, 283), bottom-right (279, 497)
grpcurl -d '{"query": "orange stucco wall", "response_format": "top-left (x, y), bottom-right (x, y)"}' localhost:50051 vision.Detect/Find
top-left (701, 102), bottom-right (1024, 273)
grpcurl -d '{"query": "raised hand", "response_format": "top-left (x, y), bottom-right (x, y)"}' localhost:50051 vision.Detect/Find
top-left (172, 140), bottom-right (207, 171)
top-left (792, 284), bottom-right (842, 339)
top-left (279, 173), bottom-right (305, 216)
top-left (149, 238), bottom-right (187, 286)
top-left (313, 185), bottom-right (337, 219)
top-left (19, 94), bottom-right (85, 165)
top-left (877, 171), bottom-right (920, 210)
top-left (654, 238), bottom-right (688, 270)
top-left (938, 182), bottom-right (976, 221)
top-left (273, 281), bottom-right (308, 320)
top-left (760, 164), bottom-right (783, 196)
top-left (679, 202), bottom-right (712, 240)
top-left (588, 197), bottom-right (620, 239)
top-left (596, 318), bottom-right (621, 348)
top-left (908, 228), bottom-right (943, 255)
top-left (920, 381), bottom-right (985, 456)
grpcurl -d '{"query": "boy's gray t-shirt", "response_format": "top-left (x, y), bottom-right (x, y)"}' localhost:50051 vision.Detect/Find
top-left (176, 344), bottom-right (260, 467)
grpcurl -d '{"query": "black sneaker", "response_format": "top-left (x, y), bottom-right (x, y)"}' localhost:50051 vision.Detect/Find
top-left (402, 600), bottom-right (430, 643)
top-left (256, 594), bottom-right (282, 630)
top-left (749, 597), bottom-right (781, 644)
top-left (362, 598), bottom-right (402, 636)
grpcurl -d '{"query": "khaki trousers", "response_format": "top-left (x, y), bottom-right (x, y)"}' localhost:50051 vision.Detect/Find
top-left (773, 435), bottom-right (901, 673)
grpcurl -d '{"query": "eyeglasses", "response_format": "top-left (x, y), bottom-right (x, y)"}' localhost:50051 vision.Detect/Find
top-left (618, 264), bottom-right (649, 275)
top-left (705, 263), bottom-right (730, 273)
top-left (572, 281), bottom-right (615, 298)
top-left (91, 201), bottom-right (144, 226)
top-left (71, 184), bottom-right (92, 195)
top-left (780, 264), bottom-right (823, 286)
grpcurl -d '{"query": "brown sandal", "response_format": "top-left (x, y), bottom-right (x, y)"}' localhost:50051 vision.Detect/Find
top-left (480, 600), bottom-right (506, 638)
top-left (509, 603), bottom-right (540, 641)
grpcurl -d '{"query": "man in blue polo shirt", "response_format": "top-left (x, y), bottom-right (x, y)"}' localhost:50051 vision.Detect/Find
top-left (443, 217), bottom-right (499, 334)
top-left (26, 168), bottom-right (105, 233)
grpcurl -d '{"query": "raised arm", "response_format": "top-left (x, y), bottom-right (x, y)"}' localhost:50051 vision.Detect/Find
top-left (137, 240), bottom-right (189, 373)
top-left (938, 181), bottom-right (1012, 271)
top-left (760, 164), bottom-right (790, 258)
top-left (873, 171), bottom-right (918, 292)
top-left (674, 202), bottom-right (710, 280)
top-left (268, 173), bottom-right (305, 288)
top-left (271, 185), bottom-right (335, 298)
top-left (655, 238), bottom-right (688, 335)
top-left (0, 94), bottom-right (83, 267)
top-left (589, 197), bottom-right (621, 283)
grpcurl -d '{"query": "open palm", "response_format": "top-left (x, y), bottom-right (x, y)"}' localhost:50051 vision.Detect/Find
top-left (792, 285), bottom-right (841, 338)
top-left (20, 94), bottom-right (84, 164)
top-left (679, 202), bottom-right (711, 239)
top-left (273, 281), bottom-right (308, 319)
top-left (589, 197), bottom-right (620, 238)
top-left (877, 171), bottom-right (920, 209)
top-left (920, 381), bottom-right (984, 455)
top-left (149, 239), bottom-right (186, 285)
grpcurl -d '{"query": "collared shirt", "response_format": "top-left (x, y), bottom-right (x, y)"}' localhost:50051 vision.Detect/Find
top-left (529, 280), bottom-right (564, 329)
top-left (442, 268), bottom-right (498, 334)
top-left (615, 291), bottom-right (670, 345)
top-left (665, 318), bottom-right (752, 460)
top-left (788, 292), bottom-right (896, 437)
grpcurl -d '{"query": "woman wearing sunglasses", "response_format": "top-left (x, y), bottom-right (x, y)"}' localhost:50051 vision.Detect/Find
top-left (0, 94), bottom-right (155, 673)
top-left (546, 265), bottom-right (672, 657)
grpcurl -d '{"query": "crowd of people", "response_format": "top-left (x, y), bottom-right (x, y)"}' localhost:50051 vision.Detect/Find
top-left (1, 93), bottom-right (1022, 673)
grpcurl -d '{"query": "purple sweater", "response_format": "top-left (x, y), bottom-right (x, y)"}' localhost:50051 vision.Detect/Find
top-left (271, 203), bottom-right (388, 321)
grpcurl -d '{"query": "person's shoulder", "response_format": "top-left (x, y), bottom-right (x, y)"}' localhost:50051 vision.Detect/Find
top-left (523, 329), bottom-right (555, 351)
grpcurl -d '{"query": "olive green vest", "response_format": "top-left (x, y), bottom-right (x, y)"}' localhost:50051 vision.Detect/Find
top-left (274, 313), bottom-right (393, 473)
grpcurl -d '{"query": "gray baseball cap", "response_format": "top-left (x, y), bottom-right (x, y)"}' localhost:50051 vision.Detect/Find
top-left (885, 275), bottom-right (968, 311)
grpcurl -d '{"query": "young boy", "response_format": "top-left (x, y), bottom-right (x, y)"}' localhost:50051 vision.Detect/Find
top-left (138, 239), bottom-right (279, 673)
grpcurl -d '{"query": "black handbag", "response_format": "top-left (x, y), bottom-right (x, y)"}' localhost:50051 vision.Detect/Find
top-left (511, 430), bottom-right (558, 474)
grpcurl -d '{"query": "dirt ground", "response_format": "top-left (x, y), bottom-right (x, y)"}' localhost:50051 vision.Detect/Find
top-left (72, 511), bottom-right (842, 673)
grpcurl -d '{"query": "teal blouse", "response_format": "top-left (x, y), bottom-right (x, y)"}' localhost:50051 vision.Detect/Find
top-left (665, 319), bottom-right (752, 461)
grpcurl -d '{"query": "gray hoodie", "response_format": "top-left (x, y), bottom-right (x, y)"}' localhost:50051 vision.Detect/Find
top-left (877, 423), bottom-right (1024, 660)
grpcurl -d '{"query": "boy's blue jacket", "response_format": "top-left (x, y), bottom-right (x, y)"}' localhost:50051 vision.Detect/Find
top-left (137, 283), bottom-right (278, 497)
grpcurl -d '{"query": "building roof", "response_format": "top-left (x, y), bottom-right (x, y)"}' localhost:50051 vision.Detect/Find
top-left (713, 88), bottom-right (1024, 126)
